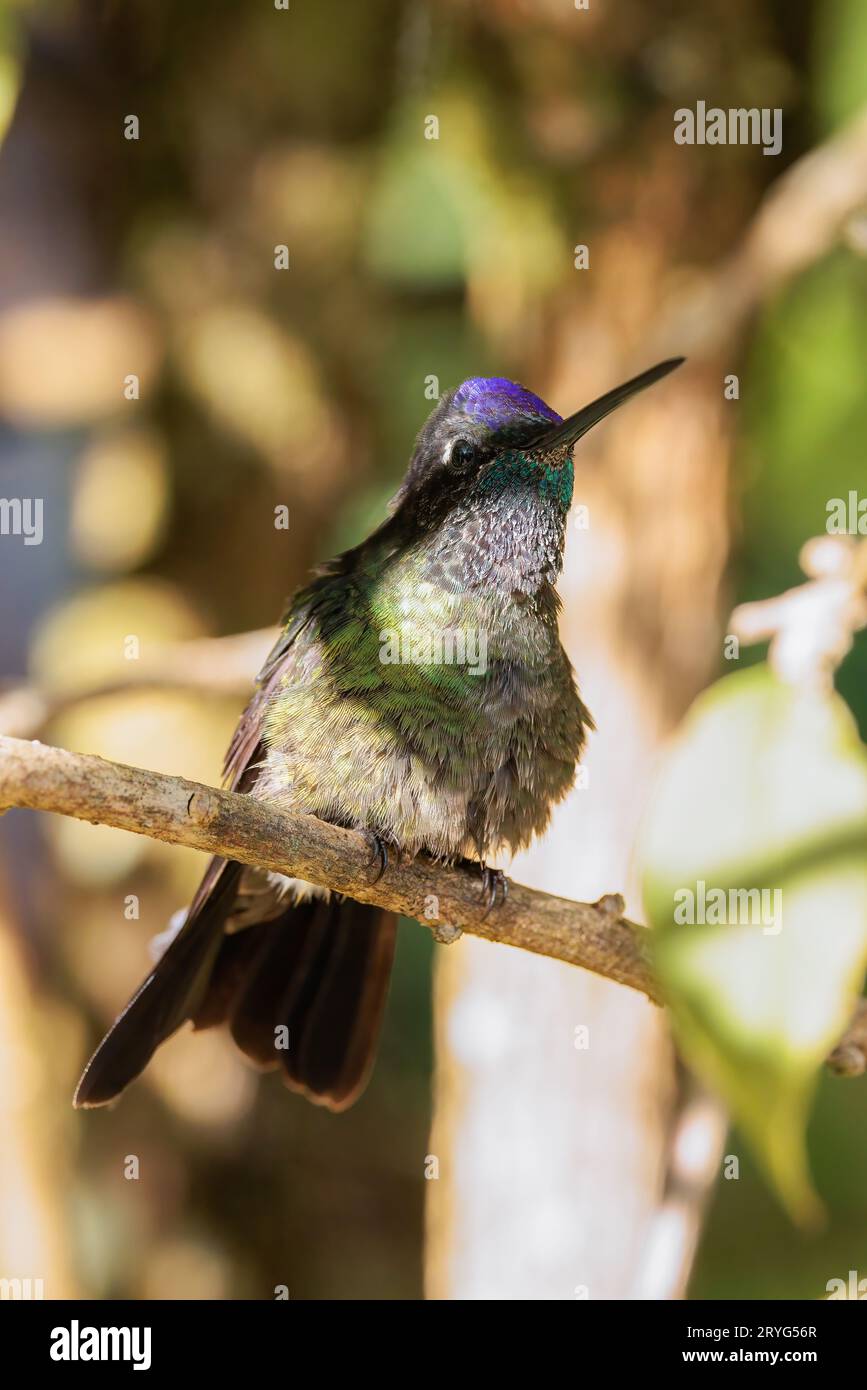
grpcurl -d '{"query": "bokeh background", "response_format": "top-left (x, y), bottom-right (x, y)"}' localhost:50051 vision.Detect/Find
top-left (0, 0), bottom-right (865, 1299)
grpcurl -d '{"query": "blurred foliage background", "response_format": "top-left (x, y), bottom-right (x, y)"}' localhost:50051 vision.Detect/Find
top-left (0, 0), bottom-right (865, 1299)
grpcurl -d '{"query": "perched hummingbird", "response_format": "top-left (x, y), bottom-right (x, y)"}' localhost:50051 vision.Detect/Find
top-left (74, 358), bottom-right (683, 1112)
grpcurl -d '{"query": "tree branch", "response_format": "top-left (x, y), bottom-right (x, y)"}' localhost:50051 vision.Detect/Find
top-left (655, 103), bottom-right (867, 358)
top-left (0, 734), bottom-right (658, 1000)
top-left (0, 627), bottom-right (277, 740)
top-left (4, 734), bottom-right (866, 1073)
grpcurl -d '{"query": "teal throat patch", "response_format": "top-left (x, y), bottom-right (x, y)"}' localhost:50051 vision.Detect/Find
top-left (479, 449), bottom-right (574, 512)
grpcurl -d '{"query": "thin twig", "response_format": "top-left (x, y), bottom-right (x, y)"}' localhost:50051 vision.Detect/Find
top-left (631, 1075), bottom-right (729, 1300)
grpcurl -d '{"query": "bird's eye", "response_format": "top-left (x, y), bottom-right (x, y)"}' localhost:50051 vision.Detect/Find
top-left (447, 437), bottom-right (477, 467)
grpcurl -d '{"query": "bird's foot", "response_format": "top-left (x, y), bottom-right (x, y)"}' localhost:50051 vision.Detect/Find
top-left (362, 831), bottom-right (389, 884)
top-left (479, 863), bottom-right (509, 920)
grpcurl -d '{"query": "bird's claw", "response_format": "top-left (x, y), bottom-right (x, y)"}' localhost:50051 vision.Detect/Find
top-left (363, 831), bottom-right (389, 884)
top-left (480, 864), bottom-right (509, 920)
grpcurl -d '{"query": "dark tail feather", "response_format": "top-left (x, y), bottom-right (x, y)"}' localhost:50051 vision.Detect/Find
top-left (73, 860), bottom-right (242, 1109)
top-left (284, 899), bottom-right (397, 1110)
top-left (75, 869), bottom-right (396, 1113)
top-left (206, 896), bottom-right (397, 1112)
top-left (226, 899), bottom-right (322, 1067)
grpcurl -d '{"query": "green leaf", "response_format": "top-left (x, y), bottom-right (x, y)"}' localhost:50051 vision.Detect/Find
top-left (814, 0), bottom-right (867, 135)
top-left (637, 665), bottom-right (867, 1222)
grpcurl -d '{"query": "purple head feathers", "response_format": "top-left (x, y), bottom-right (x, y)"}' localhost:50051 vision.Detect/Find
top-left (396, 358), bottom-right (684, 510)
top-left (452, 378), bottom-right (561, 434)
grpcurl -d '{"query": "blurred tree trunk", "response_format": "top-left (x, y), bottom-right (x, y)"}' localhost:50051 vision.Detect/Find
top-left (0, 23), bottom-right (109, 1300)
top-left (423, 68), bottom-right (867, 1291)
top-left (426, 255), bottom-right (731, 1296)
top-left (0, 879), bottom-right (78, 1298)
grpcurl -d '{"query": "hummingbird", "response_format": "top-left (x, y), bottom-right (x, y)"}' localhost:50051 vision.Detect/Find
top-left (74, 357), bottom-right (683, 1112)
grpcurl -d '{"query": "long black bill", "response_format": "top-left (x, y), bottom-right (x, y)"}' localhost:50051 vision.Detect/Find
top-left (532, 357), bottom-right (685, 454)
